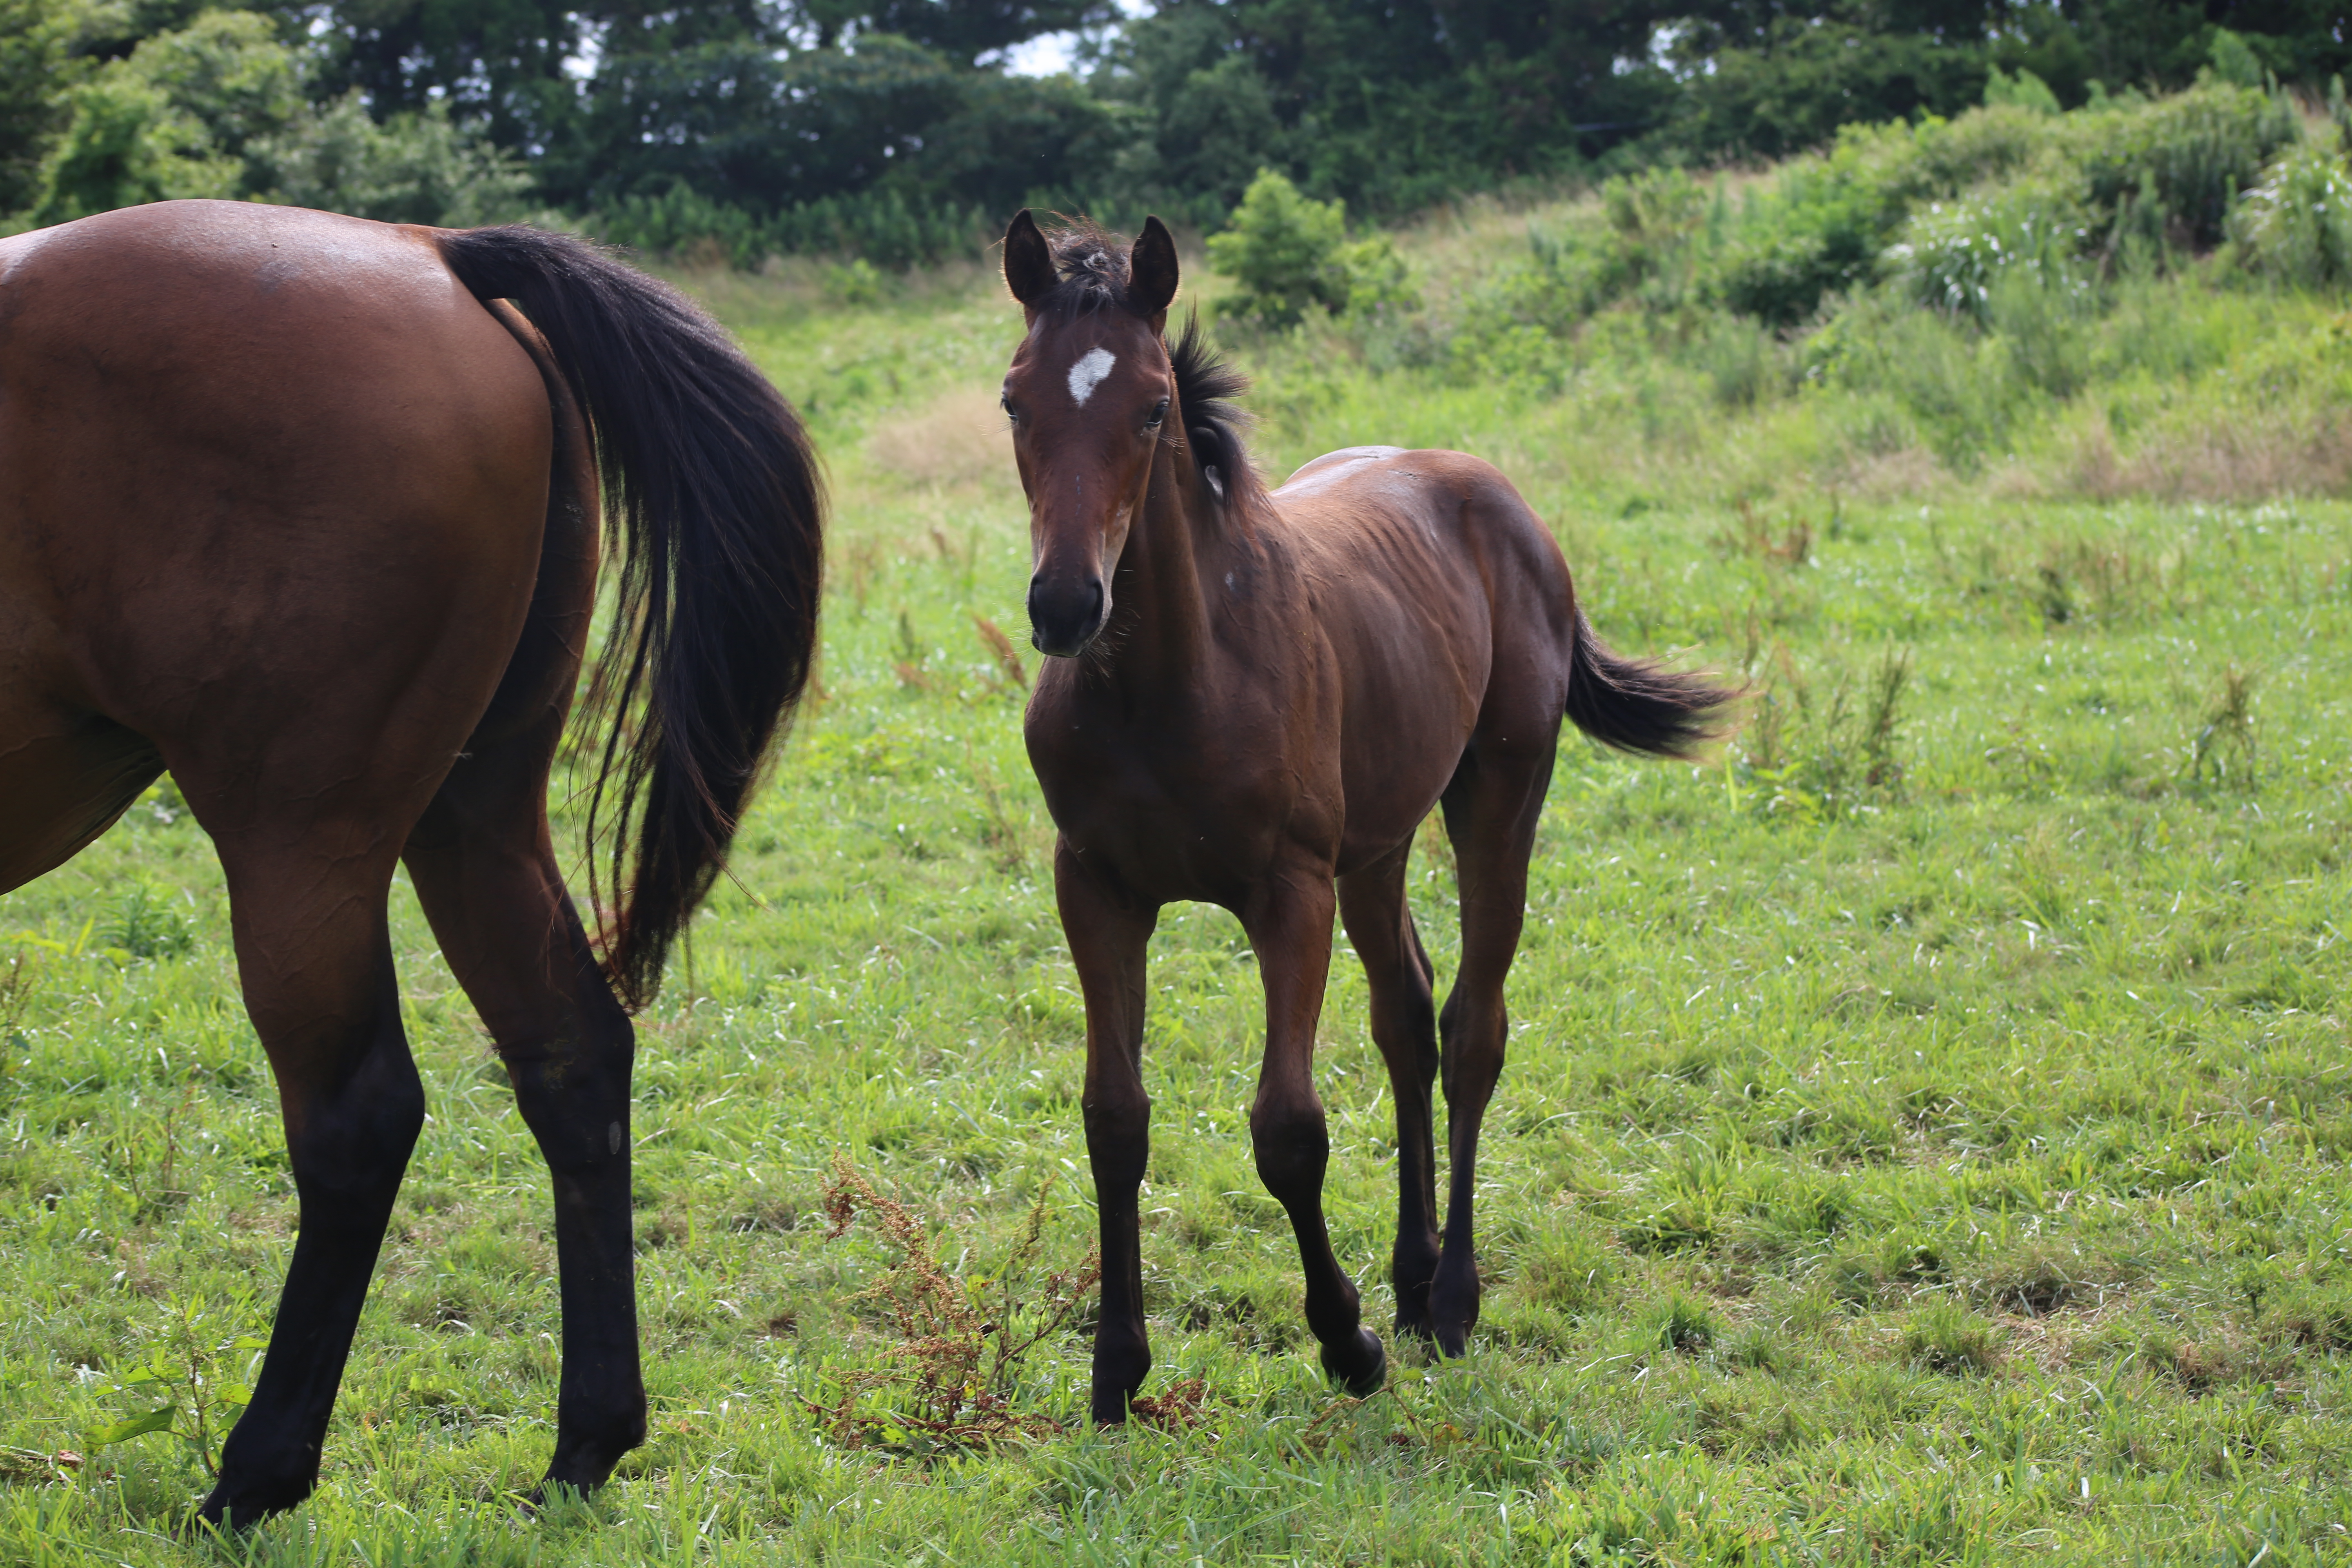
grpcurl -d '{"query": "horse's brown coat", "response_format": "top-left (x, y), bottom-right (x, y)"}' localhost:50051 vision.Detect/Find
top-left (1000, 212), bottom-right (1734, 1419)
top-left (0, 200), bottom-right (820, 1521)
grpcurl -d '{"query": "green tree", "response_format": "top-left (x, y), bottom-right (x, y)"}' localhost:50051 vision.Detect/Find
top-left (31, 85), bottom-right (237, 227)
top-left (255, 92), bottom-right (533, 225)
top-left (0, 0), bottom-right (84, 216)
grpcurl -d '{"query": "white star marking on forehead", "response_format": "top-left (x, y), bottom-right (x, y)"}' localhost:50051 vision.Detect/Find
top-left (1067, 347), bottom-right (1116, 406)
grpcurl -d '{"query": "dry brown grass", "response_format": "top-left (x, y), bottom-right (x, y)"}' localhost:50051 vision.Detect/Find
top-left (2062, 408), bottom-right (2352, 502)
top-left (864, 386), bottom-right (1018, 492)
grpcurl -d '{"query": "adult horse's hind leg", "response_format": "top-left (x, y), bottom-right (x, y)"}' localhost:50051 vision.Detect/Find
top-left (402, 717), bottom-right (646, 1495)
top-left (1428, 740), bottom-right (1557, 1356)
top-left (1337, 845), bottom-right (1443, 1341)
top-left (1242, 871), bottom-right (1385, 1395)
top-left (198, 831), bottom-right (427, 1524)
top-left (398, 385), bottom-right (645, 1493)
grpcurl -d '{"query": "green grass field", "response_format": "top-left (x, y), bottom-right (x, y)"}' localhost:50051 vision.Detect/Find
top-left (2, 220), bottom-right (2349, 1564)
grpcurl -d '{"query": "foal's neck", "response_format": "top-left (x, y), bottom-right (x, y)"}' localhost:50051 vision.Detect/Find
top-left (1098, 441), bottom-right (1225, 694)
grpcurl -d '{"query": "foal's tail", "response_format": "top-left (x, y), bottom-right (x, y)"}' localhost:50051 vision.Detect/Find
top-left (1563, 610), bottom-right (1740, 762)
top-left (436, 225), bottom-right (824, 1010)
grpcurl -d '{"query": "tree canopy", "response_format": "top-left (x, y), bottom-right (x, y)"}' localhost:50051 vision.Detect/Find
top-left (3, 0), bottom-right (2343, 256)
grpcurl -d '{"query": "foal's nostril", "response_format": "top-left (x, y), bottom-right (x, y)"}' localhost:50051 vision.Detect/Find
top-left (1027, 575), bottom-right (1105, 657)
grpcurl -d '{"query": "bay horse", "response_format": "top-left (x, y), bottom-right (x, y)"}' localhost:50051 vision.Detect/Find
top-left (0, 201), bottom-right (820, 1521)
top-left (998, 212), bottom-right (1735, 1419)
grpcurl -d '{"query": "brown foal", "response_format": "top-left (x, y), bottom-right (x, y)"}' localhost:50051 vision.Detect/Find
top-left (0, 202), bottom-right (820, 1521)
top-left (1000, 212), bottom-right (1735, 1420)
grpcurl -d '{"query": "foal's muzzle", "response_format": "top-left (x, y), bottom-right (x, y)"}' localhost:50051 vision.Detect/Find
top-left (1028, 575), bottom-right (1106, 657)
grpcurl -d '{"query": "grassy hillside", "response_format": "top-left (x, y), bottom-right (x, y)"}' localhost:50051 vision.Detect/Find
top-left (0, 160), bottom-right (2349, 1564)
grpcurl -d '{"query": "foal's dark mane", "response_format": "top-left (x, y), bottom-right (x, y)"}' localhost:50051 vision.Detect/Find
top-left (1040, 220), bottom-right (1261, 523)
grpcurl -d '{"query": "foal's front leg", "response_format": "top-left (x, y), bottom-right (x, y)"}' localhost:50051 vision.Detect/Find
top-left (1056, 842), bottom-right (1160, 1423)
top-left (1243, 872), bottom-right (1386, 1396)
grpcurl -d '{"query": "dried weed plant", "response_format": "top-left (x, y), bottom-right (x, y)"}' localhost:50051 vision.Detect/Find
top-left (971, 614), bottom-right (1029, 691)
top-left (808, 1154), bottom-right (1100, 1451)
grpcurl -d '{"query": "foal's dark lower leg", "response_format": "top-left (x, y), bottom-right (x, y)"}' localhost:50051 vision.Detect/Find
top-left (1426, 755), bottom-right (1548, 1358)
top-left (1339, 854), bottom-right (1442, 1340)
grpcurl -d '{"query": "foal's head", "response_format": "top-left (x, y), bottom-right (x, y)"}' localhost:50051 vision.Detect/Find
top-left (999, 211), bottom-right (1183, 657)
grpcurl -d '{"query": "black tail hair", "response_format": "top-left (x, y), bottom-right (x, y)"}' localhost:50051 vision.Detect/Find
top-left (437, 225), bottom-right (824, 1009)
top-left (1564, 610), bottom-right (1738, 761)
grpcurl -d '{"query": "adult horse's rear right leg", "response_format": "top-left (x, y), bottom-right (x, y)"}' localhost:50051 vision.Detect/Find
top-left (400, 708), bottom-right (647, 1496)
top-left (196, 827), bottom-right (428, 1525)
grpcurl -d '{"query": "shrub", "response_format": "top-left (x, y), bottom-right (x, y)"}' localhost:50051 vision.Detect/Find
top-left (1889, 178), bottom-right (2092, 321)
top-left (2069, 82), bottom-right (2301, 247)
top-left (592, 181), bottom-right (990, 270)
top-left (1207, 167), bottom-right (1352, 327)
top-left (1982, 66), bottom-right (2062, 116)
top-left (2231, 143), bottom-right (2352, 289)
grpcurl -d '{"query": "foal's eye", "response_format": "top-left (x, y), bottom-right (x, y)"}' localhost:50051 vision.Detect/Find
top-left (1145, 398), bottom-right (1169, 428)
top-left (1000, 392), bottom-right (1018, 422)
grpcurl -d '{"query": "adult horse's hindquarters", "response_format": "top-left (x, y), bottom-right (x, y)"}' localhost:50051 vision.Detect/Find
top-left (997, 211), bottom-right (1737, 1422)
top-left (0, 201), bottom-right (822, 1522)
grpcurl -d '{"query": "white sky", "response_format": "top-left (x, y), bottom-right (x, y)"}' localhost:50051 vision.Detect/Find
top-left (998, 0), bottom-right (1154, 76)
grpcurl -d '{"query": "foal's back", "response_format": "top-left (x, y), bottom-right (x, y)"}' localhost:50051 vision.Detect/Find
top-left (1265, 443), bottom-right (1586, 866)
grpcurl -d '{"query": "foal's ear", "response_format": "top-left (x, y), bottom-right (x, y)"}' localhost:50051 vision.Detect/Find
top-left (1003, 209), bottom-right (1056, 308)
top-left (1129, 216), bottom-right (1179, 316)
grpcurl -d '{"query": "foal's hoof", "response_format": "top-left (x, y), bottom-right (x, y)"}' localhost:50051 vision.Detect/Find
top-left (1321, 1327), bottom-right (1388, 1397)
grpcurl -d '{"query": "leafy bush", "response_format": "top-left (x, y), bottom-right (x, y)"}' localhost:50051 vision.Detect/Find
top-left (1207, 167), bottom-right (1416, 329)
top-left (2231, 143), bottom-right (2352, 290)
top-left (1889, 179), bottom-right (2092, 321)
top-left (29, 10), bottom-right (293, 225)
top-left (1207, 168), bottom-right (1350, 327)
top-left (2068, 81), bottom-right (2301, 247)
top-left (1982, 65), bottom-right (2062, 115)
top-left (593, 180), bottom-right (990, 270)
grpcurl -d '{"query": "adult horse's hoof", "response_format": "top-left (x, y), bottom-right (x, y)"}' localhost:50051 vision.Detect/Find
top-left (196, 1475), bottom-right (310, 1532)
top-left (520, 1477), bottom-right (607, 1519)
top-left (1322, 1327), bottom-right (1388, 1397)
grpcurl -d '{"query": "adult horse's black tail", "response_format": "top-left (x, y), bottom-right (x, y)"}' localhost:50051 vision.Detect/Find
top-left (436, 225), bottom-right (823, 1009)
top-left (1563, 609), bottom-right (1739, 761)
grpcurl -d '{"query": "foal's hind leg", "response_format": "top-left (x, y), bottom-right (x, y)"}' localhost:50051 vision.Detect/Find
top-left (1243, 870), bottom-right (1385, 1395)
top-left (1428, 744), bottom-right (1556, 1356)
top-left (402, 720), bottom-right (646, 1496)
top-left (1337, 846), bottom-right (1442, 1340)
